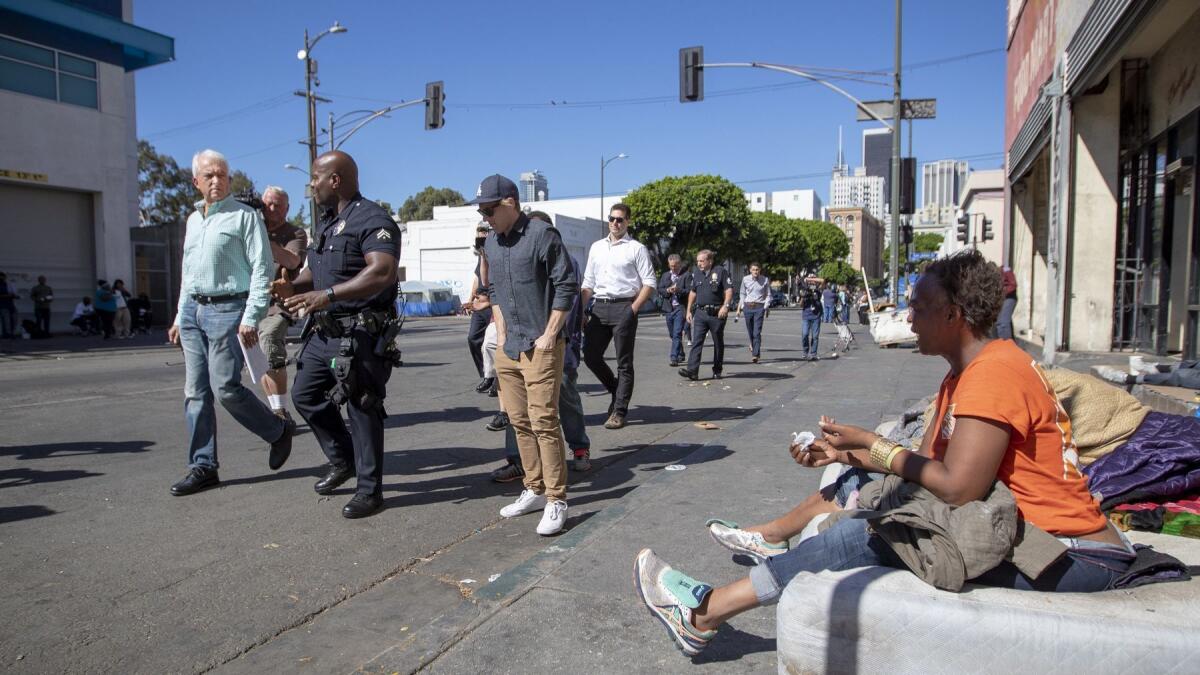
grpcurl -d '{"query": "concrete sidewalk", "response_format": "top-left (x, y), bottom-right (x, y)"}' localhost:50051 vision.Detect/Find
top-left (364, 340), bottom-right (945, 673)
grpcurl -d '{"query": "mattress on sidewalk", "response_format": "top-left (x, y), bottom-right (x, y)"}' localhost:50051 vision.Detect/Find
top-left (776, 532), bottom-right (1200, 674)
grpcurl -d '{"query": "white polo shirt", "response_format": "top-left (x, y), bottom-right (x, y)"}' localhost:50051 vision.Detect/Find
top-left (582, 235), bottom-right (656, 299)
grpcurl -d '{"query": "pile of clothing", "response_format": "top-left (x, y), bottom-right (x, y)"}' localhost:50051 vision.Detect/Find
top-left (884, 367), bottom-right (1200, 539)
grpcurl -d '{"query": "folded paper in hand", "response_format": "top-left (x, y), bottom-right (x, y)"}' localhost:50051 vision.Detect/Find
top-left (240, 336), bottom-right (270, 384)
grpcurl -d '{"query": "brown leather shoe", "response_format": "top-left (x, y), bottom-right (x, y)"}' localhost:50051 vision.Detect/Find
top-left (604, 412), bottom-right (626, 429)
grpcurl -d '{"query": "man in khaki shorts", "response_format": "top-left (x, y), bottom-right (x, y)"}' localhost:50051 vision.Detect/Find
top-left (257, 185), bottom-right (308, 421)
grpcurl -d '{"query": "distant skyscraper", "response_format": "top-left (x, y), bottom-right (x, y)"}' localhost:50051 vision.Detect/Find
top-left (919, 159), bottom-right (969, 229)
top-left (862, 128), bottom-right (892, 205)
top-left (520, 170), bottom-right (549, 202)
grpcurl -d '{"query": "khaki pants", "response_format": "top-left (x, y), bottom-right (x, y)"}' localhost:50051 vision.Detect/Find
top-left (496, 338), bottom-right (567, 501)
top-left (114, 307), bottom-right (132, 337)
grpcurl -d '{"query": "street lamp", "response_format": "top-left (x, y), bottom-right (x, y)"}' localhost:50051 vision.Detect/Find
top-left (283, 163), bottom-right (309, 176)
top-left (600, 153), bottom-right (629, 222)
top-left (297, 21), bottom-right (347, 229)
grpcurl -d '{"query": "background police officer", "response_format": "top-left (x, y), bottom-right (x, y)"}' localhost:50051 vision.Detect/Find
top-left (274, 150), bottom-right (400, 519)
top-left (679, 249), bottom-right (733, 381)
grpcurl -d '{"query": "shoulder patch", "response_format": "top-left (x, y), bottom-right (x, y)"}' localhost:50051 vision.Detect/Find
top-left (377, 229), bottom-right (393, 241)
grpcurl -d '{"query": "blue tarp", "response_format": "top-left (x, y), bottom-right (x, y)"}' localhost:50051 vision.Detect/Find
top-left (400, 300), bottom-right (457, 317)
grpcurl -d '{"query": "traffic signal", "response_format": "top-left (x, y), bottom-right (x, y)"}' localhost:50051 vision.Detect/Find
top-left (982, 217), bottom-right (994, 241)
top-left (956, 211), bottom-right (970, 243)
top-left (425, 81), bottom-right (444, 130)
top-left (679, 46), bottom-right (704, 102)
top-left (901, 223), bottom-right (913, 245)
top-left (900, 157), bottom-right (916, 215)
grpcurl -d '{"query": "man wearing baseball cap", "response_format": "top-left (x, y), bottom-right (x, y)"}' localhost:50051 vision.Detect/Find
top-left (471, 174), bottom-right (578, 535)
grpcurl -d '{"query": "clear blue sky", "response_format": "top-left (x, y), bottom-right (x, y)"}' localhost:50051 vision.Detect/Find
top-left (133, 0), bottom-right (1006, 213)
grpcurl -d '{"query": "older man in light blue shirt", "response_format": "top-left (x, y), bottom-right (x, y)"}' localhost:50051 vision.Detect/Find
top-left (167, 149), bottom-right (294, 497)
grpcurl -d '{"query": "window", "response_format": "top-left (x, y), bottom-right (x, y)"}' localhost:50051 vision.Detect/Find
top-left (0, 35), bottom-right (99, 109)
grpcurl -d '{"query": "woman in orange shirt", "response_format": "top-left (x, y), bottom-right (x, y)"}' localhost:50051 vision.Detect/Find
top-left (633, 250), bottom-right (1133, 657)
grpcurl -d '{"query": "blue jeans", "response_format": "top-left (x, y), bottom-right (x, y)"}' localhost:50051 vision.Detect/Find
top-left (664, 307), bottom-right (685, 363)
top-left (996, 297), bottom-right (1016, 339)
top-left (822, 305), bottom-right (834, 323)
top-left (749, 497), bottom-right (1132, 604)
top-left (801, 317), bottom-right (820, 357)
top-left (743, 307), bottom-right (765, 357)
top-left (0, 306), bottom-right (16, 337)
top-left (178, 298), bottom-right (284, 471)
top-left (506, 367), bottom-right (590, 462)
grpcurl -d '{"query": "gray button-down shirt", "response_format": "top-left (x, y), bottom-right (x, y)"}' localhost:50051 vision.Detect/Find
top-left (485, 214), bottom-right (579, 360)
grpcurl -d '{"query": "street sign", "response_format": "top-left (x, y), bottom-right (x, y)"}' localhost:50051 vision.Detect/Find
top-left (909, 251), bottom-right (937, 262)
top-left (856, 98), bottom-right (937, 121)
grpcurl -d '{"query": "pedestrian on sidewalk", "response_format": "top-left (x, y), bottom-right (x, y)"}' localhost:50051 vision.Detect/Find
top-left (70, 296), bottom-right (98, 335)
top-left (93, 280), bottom-right (117, 339)
top-left (997, 266), bottom-right (1017, 339)
top-left (112, 279), bottom-right (133, 338)
top-left (468, 223), bottom-right (496, 394)
top-left (736, 263), bottom-right (771, 364)
top-left (0, 271), bottom-right (17, 339)
top-left (821, 282), bottom-right (835, 323)
top-left (679, 250), bottom-right (733, 381)
top-left (279, 151), bottom-right (401, 519)
top-left (634, 249), bottom-right (1132, 657)
top-left (254, 186), bottom-right (307, 422)
top-left (472, 174), bottom-right (578, 536)
top-left (30, 275), bottom-right (53, 337)
top-left (581, 203), bottom-right (657, 430)
top-left (493, 245), bottom-right (592, 481)
top-left (798, 280), bottom-right (822, 361)
top-left (167, 149), bottom-right (295, 498)
top-left (657, 254), bottom-right (688, 367)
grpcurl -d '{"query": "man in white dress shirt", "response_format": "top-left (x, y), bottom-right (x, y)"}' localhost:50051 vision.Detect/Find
top-left (735, 263), bottom-right (772, 363)
top-left (581, 203), bottom-right (657, 430)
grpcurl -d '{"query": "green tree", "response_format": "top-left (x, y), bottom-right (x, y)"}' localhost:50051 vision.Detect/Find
top-left (398, 186), bottom-right (465, 222)
top-left (229, 170), bottom-right (255, 197)
top-left (624, 174), bottom-right (751, 269)
top-left (914, 232), bottom-right (943, 253)
top-left (799, 219), bottom-right (850, 267)
top-left (818, 260), bottom-right (857, 286)
top-left (377, 200), bottom-right (394, 216)
top-left (745, 211), bottom-right (811, 280)
top-left (287, 204), bottom-right (308, 229)
top-left (138, 140), bottom-right (193, 227)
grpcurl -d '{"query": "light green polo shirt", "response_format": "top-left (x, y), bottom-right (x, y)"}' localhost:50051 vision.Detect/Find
top-left (174, 195), bottom-right (273, 328)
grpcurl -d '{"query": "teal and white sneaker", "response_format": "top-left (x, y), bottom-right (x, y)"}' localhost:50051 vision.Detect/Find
top-left (633, 548), bottom-right (717, 657)
top-left (705, 518), bottom-right (789, 564)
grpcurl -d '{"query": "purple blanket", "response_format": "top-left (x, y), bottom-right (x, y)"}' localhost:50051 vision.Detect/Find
top-left (1083, 412), bottom-right (1200, 510)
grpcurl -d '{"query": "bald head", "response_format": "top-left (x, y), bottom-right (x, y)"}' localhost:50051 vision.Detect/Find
top-left (310, 150), bottom-right (360, 207)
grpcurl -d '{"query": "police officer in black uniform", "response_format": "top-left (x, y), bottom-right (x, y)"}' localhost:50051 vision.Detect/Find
top-left (679, 249), bottom-right (734, 381)
top-left (275, 150), bottom-right (401, 519)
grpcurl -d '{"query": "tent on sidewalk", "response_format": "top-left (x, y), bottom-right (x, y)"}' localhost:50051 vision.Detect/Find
top-left (397, 281), bottom-right (461, 317)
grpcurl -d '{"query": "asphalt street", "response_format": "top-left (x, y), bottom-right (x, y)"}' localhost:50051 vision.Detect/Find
top-left (0, 310), bottom-right (843, 673)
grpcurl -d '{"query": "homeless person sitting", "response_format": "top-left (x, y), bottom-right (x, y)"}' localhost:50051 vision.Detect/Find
top-left (633, 249), bottom-right (1136, 657)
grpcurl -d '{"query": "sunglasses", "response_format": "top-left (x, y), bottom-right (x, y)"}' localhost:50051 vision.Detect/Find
top-left (477, 202), bottom-right (502, 217)
top-left (608, 215), bottom-right (627, 224)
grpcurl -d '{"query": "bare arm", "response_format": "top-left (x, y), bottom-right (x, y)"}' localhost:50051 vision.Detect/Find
top-left (281, 252), bottom-right (397, 315)
top-left (630, 284), bottom-right (655, 313)
top-left (270, 241), bottom-right (303, 271)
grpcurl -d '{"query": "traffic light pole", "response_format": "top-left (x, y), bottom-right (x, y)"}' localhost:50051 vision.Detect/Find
top-left (889, 0), bottom-right (903, 305)
top-left (332, 98), bottom-right (429, 150)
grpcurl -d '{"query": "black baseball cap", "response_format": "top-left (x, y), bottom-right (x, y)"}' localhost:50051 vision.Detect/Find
top-left (467, 174), bottom-right (519, 205)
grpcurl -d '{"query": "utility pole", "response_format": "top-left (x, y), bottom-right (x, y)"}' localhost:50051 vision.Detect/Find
top-left (889, 0), bottom-right (903, 304)
top-left (296, 22), bottom-right (345, 230)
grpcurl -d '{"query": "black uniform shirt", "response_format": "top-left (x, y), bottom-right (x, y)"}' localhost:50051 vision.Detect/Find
top-left (689, 265), bottom-right (733, 307)
top-left (310, 193), bottom-right (401, 314)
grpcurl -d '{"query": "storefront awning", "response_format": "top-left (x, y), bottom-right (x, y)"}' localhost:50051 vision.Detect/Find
top-left (0, 0), bottom-right (174, 71)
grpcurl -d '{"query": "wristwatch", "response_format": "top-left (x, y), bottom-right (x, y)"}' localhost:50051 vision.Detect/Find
top-left (325, 287), bottom-right (336, 303)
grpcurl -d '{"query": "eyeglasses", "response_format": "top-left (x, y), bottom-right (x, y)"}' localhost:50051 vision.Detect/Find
top-left (477, 202), bottom-right (501, 217)
top-left (608, 215), bottom-right (627, 224)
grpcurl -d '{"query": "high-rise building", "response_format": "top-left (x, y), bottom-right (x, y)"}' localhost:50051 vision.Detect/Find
top-left (862, 128), bottom-right (892, 204)
top-left (919, 160), bottom-right (969, 229)
top-left (519, 170), bottom-right (549, 202)
top-left (830, 169), bottom-right (886, 222)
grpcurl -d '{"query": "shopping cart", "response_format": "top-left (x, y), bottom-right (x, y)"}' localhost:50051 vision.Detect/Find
top-left (831, 316), bottom-right (856, 356)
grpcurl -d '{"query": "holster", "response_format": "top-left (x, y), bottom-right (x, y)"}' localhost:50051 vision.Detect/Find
top-left (321, 307), bottom-right (401, 409)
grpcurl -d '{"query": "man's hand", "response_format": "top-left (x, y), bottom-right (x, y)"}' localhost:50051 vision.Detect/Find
top-left (717, 306), bottom-right (729, 320)
top-left (271, 277), bottom-right (295, 300)
top-left (168, 325), bottom-right (180, 345)
top-left (283, 290), bottom-right (332, 316)
top-left (685, 311), bottom-right (693, 325)
top-left (534, 333), bottom-right (557, 351)
top-left (238, 325), bottom-right (258, 349)
top-left (666, 284), bottom-right (677, 294)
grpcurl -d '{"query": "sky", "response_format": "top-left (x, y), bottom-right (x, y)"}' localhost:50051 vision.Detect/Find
top-left (133, 0), bottom-right (1007, 214)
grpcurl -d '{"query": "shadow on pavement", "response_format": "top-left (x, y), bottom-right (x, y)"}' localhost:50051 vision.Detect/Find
top-left (716, 371), bottom-right (792, 381)
top-left (385, 406), bottom-right (492, 429)
top-left (0, 440), bottom-right (155, 460)
top-left (0, 467), bottom-right (104, 489)
top-left (0, 504), bottom-right (57, 524)
top-left (218, 464), bottom-right (326, 488)
top-left (694, 624), bottom-right (776, 664)
top-left (596, 405), bottom-right (758, 428)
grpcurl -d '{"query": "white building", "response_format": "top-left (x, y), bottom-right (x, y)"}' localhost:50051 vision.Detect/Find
top-left (940, 169), bottom-right (1004, 264)
top-left (519, 170), bottom-right (548, 202)
top-left (744, 189), bottom-right (823, 220)
top-left (830, 169), bottom-right (886, 222)
top-left (399, 197), bottom-right (610, 302)
top-left (0, 0), bottom-right (173, 331)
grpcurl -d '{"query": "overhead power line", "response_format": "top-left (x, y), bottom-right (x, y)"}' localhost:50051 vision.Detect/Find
top-left (143, 92), bottom-right (297, 139)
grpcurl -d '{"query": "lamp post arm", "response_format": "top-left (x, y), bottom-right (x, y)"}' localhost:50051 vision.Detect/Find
top-left (701, 62), bottom-right (895, 131)
top-left (333, 99), bottom-right (427, 150)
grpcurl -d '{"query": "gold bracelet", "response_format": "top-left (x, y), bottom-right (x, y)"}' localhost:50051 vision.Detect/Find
top-left (884, 445), bottom-right (906, 472)
top-left (869, 437), bottom-right (898, 469)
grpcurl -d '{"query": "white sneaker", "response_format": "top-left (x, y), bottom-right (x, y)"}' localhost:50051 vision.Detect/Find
top-left (536, 499), bottom-right (568, 535)
top-left (500, 489), bottom-right (546, 518)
